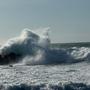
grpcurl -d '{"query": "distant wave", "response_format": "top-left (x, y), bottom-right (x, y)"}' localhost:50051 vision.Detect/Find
top-left (0, 28), bottom-right (90, 65)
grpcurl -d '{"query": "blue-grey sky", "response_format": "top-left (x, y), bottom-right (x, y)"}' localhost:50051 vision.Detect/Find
top-left (0, 0), bottom-right (90, 43)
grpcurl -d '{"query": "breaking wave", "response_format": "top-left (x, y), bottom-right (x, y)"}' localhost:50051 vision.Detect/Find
top-left (0, 28), bottom-right (90, 65)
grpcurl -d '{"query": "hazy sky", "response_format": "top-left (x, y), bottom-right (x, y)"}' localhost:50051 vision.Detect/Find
top-left (0, 0), bottom-right (90, 43)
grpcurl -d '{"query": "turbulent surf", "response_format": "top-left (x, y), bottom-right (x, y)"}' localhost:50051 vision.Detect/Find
top-left (0, 28), bottom-right (90, 65)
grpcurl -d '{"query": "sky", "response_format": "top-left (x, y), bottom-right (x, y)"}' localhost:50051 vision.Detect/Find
top-left (0, 0), bottom-right (90, 44)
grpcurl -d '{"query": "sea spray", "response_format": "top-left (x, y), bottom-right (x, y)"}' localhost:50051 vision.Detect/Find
top-left (22, 50), bottom-right (46, 65)
top-left (0, 28), bottom-right (50, 64)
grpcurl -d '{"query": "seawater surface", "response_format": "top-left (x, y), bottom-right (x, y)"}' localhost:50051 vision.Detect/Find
top-left (0, 28), bottom-right (90, 89)
top-left (0, 62), bottom-right (90, 90)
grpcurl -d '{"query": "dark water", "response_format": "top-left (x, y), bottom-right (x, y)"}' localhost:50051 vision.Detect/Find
top-left (2, 83), bottom-right (90, 90)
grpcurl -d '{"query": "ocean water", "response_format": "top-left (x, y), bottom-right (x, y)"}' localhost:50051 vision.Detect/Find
top-left (0, 28), bottom-right (90, 89)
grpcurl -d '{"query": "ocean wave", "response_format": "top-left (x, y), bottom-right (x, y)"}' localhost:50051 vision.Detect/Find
top-left (0, 28), bottom-right (90, 65)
